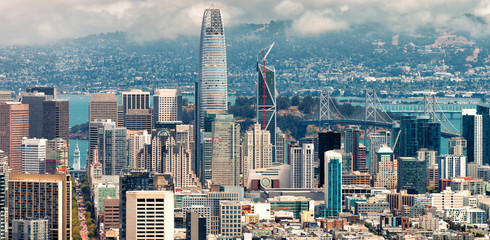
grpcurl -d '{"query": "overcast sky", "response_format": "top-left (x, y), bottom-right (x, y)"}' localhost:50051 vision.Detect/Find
top-left (0, 0), bottom-right (489, 45)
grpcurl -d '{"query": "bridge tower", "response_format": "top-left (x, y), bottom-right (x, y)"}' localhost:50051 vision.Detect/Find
top-left (364, 89), bottom-right (378, 144)
top-left (319, 91), bottom-right (335, 131)
top-left (423, 94), bottom-right (437, 122)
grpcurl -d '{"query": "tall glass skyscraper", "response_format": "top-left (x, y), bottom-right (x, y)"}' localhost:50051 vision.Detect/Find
top-left (195, 8), bottom-right (228, 178)
top-left (257, 59), bottom-right (276, 162)
top-left (324, 150), bottom-right (342, 217)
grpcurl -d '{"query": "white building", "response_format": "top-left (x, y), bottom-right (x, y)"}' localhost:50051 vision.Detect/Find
top-left (73, 141), bottom-right (81, 170)
top-left (461, 109), bottom-right (483, 165)
top-left (127, 130), bottom-right (151, 169)
top-left (439, 155), bottom-right (467, 179)
top-left (153, 89), bottom-right (182, 124)
top-left (125, 191), bottom-right (174, 239)
top-left (289, 143), bottom-right (314, 188)
top-left (21, 138), bottom-right (47, 174)
top-left (444, 207), bottom-right (487, 226)
top-left (431, 188), bottom-right (464, 210)
top-left (243, 123), bottom-right (272, 185)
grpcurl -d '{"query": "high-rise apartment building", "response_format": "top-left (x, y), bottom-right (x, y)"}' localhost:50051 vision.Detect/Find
top-left (318, 131), bottom-right (341, 188)
top-left (12, 218), bottom-right (50, 240)
top-left (125, 191), bottom-right (174, 239)
top-left (439, 155), bottom-right (467, 179)
top-left (195, 8), bottom-right (228, 179)
top-left (374, 145), bottom-right (398, 189)
top-left (8, 173), bottom-right (72, 240)
top-left (42, 99), bottom-right (69, 143)
top-left (88, 119), bottom-right (111, 165)
top-left (98, 122), bottom-right (127, 175)
top-left (89, 93), bottom-right (118, 123)
top-left (476, 105), bottom-right (490, 165)
top-left (21, 138), bottom-right (46, 174)
top-left (46, 138), bottom-right (68, 173)
top-left (257, 53), bottom-right (277, 162)
top-left (19, 92), bottom-right (50, 138)
top-left (0, 103), bottom-right (29, 173)
top-left (398, 157), bottom-right (427, 194)
top-left (153, 89), bottom-right (182, 125)
top-left (127, 130), bottom-right (151, 169)
top-left (289, 143), bottom-right (314, 189)
top-left (324, 151), bottom-right (342, 217)
top-left (462, 109), bottom-right (483, 164)
top-left (243, 123), bottom-right (272, 185)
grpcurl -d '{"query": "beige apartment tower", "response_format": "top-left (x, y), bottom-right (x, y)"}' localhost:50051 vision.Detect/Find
top-left (125, 191), bottom-right (174, 239)
top-left (243, 123), bottom-right (272, 185)
top-left (8, 173), bottom-right (72, 240)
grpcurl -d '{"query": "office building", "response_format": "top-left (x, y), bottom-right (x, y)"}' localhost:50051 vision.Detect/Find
top-left (276, 128), bottom-right (286, 164)
top-left (125, 109), bottom-right (152, 131)
top-left (243, 123), bottom-right (273, 185)
top-left (186, 211), bottom-right (207, 240)
top-left (73, 142), bottom-right (80, 171)
top-left (395, 115), bottom-right (441, 158)
top-left (462, 109), bottom-right (483, 164)
top-left (324, 151), bottom-right (342, 217)
top-left (98, 122), bottom-right (127, 175)
top-left (374, 145), bottom-right (398, 189)
top-left (125, 191), bottom-right (174, 240)
top-left (46, 138), bottom-right (68, 173)
top-left (427, 166), bottom-right (439, 189)
top-left (103, 198), bottom-right (120, 233)
top-left (439, 155), bottom-right (467, 179)
top-left (368, 131), bottom-right (391, 176)
top-left (21, 138), bottom-right (46, 174)
top-left (119, 169), bottom-right (173, 239)
top-left (26, 87), bottom-right (56, 98)
top-left (289, 143), bottom-right (314, 189)
top-left (89, 93), bottom-right (118, 123)
top-left (431, 188), bottom-right (464, 210)
top-left (257, 52), bottom-right (277, 163)
top-left (153, 89), bottom-right (182, 125)
top-left (344, 127), bottom-right (361, 171)
top-left (19, 92), bottom-right (50, 138)
top-left (88, 119), bottom-right (111, 165)
top-left (127, 130), bottom-right (151, 169)
top-left (209, 114), bottom-right (240, 186)
top-left (342, 171), bottom-right (371, 186)
top-left (151, 126), bottom-right (200, 189)
top-left (0, 103), bottom-right (29, 173)
top-left (195, 8), bottom-right (228, 179)
top-left (269, 196), bottom-right (310, 219)
top-left (42, 99), bottom-right (69, 144)
top-left (0, 91), bottom-right (11, 103)
top-left (8, 173), bottom-right (72, 240)
top-left (11, 218), bottom-right (50, 240)
top-left (387, 190), bottom-right (415, 214)
top-left (122, 89), bottom-right (150, 112)
top-left (417, 148), bottom-right (438, 167)
top-left (398, 157), bottom-right (427, 194)
top-left (318, 131), bottom-right (341, 188)
top-left (219, 201), bottom-right (242, 237)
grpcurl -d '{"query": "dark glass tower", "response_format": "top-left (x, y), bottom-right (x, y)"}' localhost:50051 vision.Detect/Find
top-left (397, 157), bottom-right (427, 194)
top-left (318, 132), bottom-right (341, 188)
top-left (477, 105), bottom-right (490, 165)
top-left (396, 115), bottom-right (440, 158)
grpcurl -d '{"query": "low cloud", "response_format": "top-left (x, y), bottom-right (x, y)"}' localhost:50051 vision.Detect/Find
top-left (0, 0), bottom-right (488, 45)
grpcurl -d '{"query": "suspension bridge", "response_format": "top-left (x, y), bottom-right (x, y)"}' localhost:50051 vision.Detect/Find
top-left (302, 90), bottom-right (461, 138)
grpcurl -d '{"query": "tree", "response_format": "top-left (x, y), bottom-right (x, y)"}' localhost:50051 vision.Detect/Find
top-left (291, 96), bottom-right (300, 106)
